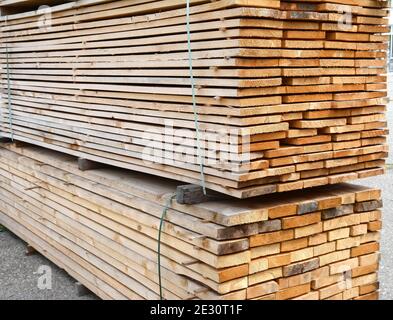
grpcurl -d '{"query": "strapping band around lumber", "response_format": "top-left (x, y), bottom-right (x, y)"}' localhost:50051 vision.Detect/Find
top-left (157, 2), bottom-right (209, 297)
top-left (157, 193), bottom-right (176, 300)
top-left (4, 17), bottom-right (14, 142)
top-left (186, 0), bottom-right (206, 195)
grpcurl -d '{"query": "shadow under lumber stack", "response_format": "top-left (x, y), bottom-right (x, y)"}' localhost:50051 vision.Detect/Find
top-left (0, 0), bottom-right (389, 198)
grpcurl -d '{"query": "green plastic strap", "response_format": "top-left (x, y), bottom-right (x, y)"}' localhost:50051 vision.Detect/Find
top-left (158, 1), bottom-right (209, 300)
top-left (186, 0), bottom-right (207, 195)
top-left (157, 193), bottom-right (176, 300)
top-left (5, 19), bottom-right (14, 141)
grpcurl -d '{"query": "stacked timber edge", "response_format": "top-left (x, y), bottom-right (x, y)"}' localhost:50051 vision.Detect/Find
top-left (0, 0), bottom-right (390, 198)
top-left (0, 144), bottom-right (382, 300)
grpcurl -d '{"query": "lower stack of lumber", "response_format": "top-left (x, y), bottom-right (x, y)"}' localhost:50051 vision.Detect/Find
top-left (0, 143), bottom-right (382, 300)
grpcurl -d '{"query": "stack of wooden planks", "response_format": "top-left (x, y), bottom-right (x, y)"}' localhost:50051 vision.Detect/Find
top-left (0, 143), bottom-right (382, 300)
top-left (0, 0), bottom-right (390, 198)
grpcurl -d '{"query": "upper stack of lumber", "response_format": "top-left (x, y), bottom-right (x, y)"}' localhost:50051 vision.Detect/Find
top-left (0, 143), bottom-right (383, 300)
top-left (0, 0), bottom-right (390, 198)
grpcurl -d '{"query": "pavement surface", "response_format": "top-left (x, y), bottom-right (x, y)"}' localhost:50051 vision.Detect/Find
top-left (0, 230), bottom-right (96, 300)
top-left (0, 78), bottom-right (392, 301)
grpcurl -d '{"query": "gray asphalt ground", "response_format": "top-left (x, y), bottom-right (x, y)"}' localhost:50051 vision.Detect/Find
top-left (0, 74), bottom-right (392, 300)
top-left (0, 230), bottom-right (97, 300)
